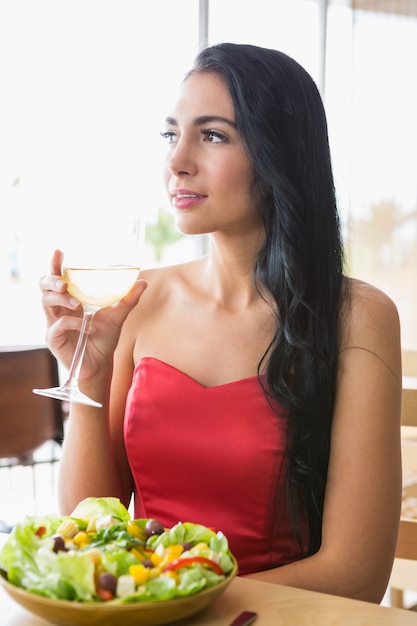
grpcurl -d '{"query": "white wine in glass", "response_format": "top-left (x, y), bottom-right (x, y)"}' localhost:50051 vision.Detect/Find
top-left (33, 213), bottom-right (145, 407)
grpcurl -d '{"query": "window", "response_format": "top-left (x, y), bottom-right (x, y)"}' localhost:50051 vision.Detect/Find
top-left (326, 1), bottom-right (417, 349)
top-left (208, 0), bottom-right (321, 82)
top-left (0, 0), bottom-right (198, 343)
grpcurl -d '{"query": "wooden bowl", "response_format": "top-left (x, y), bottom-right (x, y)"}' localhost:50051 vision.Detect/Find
top-left (0, 559), bottom-right (237, 626)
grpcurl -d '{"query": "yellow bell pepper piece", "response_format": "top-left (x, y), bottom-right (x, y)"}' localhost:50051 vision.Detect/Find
top-left (72, 531), bottom-right (90, 548)
top-left (127, 521), bottom-right (146, 541)
top-left (129, 564), bottom-right (151, 584)
top-left (150, 552), bottom-right (162, 567)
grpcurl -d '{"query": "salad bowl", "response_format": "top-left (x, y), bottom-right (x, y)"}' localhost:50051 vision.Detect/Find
top-left (0, 497), bottom-right (238, 626)
top-left (0, 566), bottom-right (237, 626)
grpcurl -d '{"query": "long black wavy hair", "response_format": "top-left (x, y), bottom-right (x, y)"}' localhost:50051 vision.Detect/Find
top-left (191, 43), bottom-right (346, 556)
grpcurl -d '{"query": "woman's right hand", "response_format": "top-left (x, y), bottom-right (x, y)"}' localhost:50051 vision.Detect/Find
top-left (39, 249), bottom-right (147, 381)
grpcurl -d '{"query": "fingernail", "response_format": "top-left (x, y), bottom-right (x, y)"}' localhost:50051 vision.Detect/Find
top-left (69, 298), bottom-right (80, 307)
top-left (56, 279), bottom-right (66, 289)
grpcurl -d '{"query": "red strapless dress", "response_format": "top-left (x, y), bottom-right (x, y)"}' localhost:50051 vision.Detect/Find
top-left (124, 357), bottom-right (305, 575)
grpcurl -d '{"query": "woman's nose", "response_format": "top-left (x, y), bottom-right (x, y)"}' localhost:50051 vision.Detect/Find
top-left (166, 138), bottom-right (197, 177)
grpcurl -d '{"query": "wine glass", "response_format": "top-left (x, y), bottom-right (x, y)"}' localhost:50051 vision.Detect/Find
top-left (33, 212), bottom-right (145, 407)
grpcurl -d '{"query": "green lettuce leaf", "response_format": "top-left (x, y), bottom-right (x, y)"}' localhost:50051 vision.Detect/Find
top-left (0, 516), bottom-right (99, 600)
top-left (101, 548), bottom-right (138, 577)
top-left (70, 497), bottom-right (130, 522)
top-left (0, 514), bottom-right (62, 588)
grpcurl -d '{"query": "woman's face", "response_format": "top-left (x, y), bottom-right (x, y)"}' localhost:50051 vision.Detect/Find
top-left (162, 71), bottom-right (263, 237)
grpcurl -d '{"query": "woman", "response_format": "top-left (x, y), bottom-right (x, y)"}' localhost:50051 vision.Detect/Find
top-left (40, 43), bottom-right (402, 602)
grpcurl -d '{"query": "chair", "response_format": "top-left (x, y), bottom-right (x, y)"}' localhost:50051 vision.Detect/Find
top-left (0, 345), bottom-right (64, 464)
top-left (0, 345), bottom-right (66, 529)
top-left (389, 385), bottom-right (417, 608)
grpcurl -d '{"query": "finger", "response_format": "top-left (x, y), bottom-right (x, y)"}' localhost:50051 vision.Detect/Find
top-left (39, 277), bottom-right (81, 315)
top-left (39, 274), bottom-right (69, 294)
top-left (112, 279), bottom-right (148, 311)
top-left (50, 249), bottom-right (63, 275)
top-left (123, 279), bottom-right (148, 303)
top-left (44, 315), bottom-right (95, 360)
top-left (39, 250), bottom-right (67, 294)
top-left (49, 314), bottom-right (87, 335)
top-left (41, 289), bottom-right (81, 312)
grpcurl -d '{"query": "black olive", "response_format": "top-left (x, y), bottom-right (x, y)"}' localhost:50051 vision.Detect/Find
top-left (182, 541), bottom-right (193, 551)
top-left (99, 573), bottom-right (118, 595)
top-left (142, 558), bottom-right (154, 568)
top-left (145, 519), bottom-right (164, 537)
top-left (52, 535), bottom-right (67, 553)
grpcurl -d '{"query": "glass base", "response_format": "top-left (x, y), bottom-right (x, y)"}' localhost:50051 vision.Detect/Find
top-left (33, 386), bottom-right (103, 408)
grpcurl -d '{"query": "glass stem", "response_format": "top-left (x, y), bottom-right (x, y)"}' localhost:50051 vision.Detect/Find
top-left (64, 307), bottom-right (96, 389)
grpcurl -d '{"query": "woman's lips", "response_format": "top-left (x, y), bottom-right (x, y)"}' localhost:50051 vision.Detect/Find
top-left (171, 189), bottom-right (207, 209)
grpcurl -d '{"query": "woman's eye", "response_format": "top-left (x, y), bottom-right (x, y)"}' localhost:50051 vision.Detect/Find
top-left (160, 131), bottom-right (178, 144)
top-left (201, 129), bottom-right (226, 143)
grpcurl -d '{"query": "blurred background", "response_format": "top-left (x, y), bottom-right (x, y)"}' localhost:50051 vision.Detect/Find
top-left (0, 0), bottom-right (416, 350)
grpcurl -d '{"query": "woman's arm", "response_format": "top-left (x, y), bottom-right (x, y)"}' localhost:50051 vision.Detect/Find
top-left (57, 350), bottom-right (135, 513)
top-left (248, 281), bottom-right (402, 603)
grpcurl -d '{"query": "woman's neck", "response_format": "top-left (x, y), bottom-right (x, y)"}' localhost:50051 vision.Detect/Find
top-left (200, 231), bottom-right (267, 311)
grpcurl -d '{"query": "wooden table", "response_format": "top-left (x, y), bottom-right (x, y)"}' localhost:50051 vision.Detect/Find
top-left (2, 566), bottom-right (417, 625)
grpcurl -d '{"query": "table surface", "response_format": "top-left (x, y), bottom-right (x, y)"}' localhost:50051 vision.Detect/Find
top-left (1, 532), bottom-right (416, 626)
top-left (2, 576), bottom-right (417, 626)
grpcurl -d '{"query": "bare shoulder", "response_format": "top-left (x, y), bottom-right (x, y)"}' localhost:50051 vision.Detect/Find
top-left (346, 277), bottom-right (400, 334)
top-left (125, 258), bottom-right (205, 331)
top-left (139, 259), bottom-right (202, 304)
top-left (140, 260), bottom-right (195, 284)
top-left (342, 277), bottom-right (401, 378)
top-left (349, 277), bottom-right (398, 308)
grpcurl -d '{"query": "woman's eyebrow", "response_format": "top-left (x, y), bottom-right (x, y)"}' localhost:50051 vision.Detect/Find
top-left (164, 115), bottom-right (236, 128)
